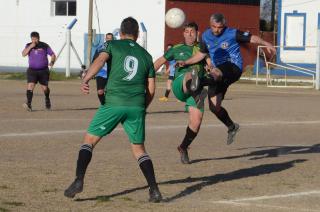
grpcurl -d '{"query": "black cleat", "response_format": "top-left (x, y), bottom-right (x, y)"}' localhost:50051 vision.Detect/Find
top-left (177, 146), bottom-right (190, 164)
top-left (190, 68), bottom-right (199, 91)
top-left (64, 178), bottom-right (83, 198)
top-left (45, 98), bottom-right (51, 110)
top-left (22, 103), bottom-right (32, 112)
top-left (227, 123), bottom-right (240, 145)
top-left (149, 187), bottom-right (162, 203)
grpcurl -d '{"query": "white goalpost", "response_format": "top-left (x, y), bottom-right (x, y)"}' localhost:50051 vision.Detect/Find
top-left (255, 43), bottom-right (319, 89)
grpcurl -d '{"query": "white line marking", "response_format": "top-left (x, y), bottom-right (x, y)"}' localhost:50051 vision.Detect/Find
top-left (215, 190), bottom-right (320, 203)
top-left (0, 130), bottom-right (86, 137)
top-left (213, 201), bottom-right (319, 212)
top-left (1, 120), bottom-right (320, 137)
top-left (211, 190), bottom-right (320, 211)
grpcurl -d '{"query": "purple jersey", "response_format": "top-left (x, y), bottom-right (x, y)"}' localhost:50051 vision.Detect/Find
top-left (25, 42), bottom-right (54, 70)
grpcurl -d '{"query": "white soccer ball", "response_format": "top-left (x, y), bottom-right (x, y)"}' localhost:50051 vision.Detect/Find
top-left (165, 8), bottom-right (186, 29)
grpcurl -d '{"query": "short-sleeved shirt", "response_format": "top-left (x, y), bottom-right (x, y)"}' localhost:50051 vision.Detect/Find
top-left (100, 39), bottom-right (155, 107)
top-left (93, 44), bottom-right (108, 78)
top-left (25, 42), bottom-right (54, 70)
top-left (200, 27), bottom-right (251, 71)
top-left (164, 43), bottom-right (205, 79)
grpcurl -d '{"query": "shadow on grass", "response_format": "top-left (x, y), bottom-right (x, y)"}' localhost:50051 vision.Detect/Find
top-left (190, 144), bottom-right (320, 164)
top-left (215, 144), bottom-right (320, 161)
top-left (75, 159), bottom-right (306, 203)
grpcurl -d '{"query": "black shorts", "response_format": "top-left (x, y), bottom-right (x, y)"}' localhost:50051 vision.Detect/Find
top-left (27, 68), bottom-right (50, 86)
top-left (168, 75), bottom-right (174, 80)
top-left (96, 76), bottom-right (108, 90)
top-left (208, 62), bottom-right (242, 98)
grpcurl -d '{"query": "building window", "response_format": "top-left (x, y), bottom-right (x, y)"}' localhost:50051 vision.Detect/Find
top-left (52, 0), bottom-right (76, 16)
top-left (283, 11), bottom-right (306, 50)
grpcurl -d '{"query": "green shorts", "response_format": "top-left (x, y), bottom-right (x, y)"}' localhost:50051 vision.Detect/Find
top-left (172, 73), bottom-right (204, 113)
top-left (87, 105), bottom-right (146, 144)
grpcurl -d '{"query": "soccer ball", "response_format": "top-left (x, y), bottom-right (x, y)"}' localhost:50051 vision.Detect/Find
top-left (165, 8), bottom-right (186, 29)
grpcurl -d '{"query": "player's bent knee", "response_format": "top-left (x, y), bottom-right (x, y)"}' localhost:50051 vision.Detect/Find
top-left (83, 133), bottom-right (101, 147)
top-left (131, 144), bottom-right (146, 159)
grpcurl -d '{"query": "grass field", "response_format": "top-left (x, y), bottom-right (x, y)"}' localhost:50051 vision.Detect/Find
top-left (0, 79), bottom-right (320, 211)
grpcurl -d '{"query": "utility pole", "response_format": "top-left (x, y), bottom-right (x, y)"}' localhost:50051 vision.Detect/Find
top-left (271, 0), bottom-right (276, 45)
top-left (86, 0), bottom-right (94, 67)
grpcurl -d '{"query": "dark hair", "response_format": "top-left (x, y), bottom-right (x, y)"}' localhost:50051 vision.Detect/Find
top-left (120, 17), bottom-right (139, 37)
top-left (210, 13), bottom-right (226, 25)
top-left (30, 31), bottom-right (40, 38)
top-left (106, 33), bottom-right (113, 37)
top-left (167, 43), bottom-right (173, 47)
top-left (184, 22), bottom-right (198, 31)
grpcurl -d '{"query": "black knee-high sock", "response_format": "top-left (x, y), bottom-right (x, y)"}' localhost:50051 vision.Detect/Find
top-left (180, 126), bottom-right (198, 150)
top-left (138, 153), bottom-right (157, 189)
top-left (214, 107), bottom-right (234, 130)
top-left (97, 94), bottom-right (105, 105)
top-left (76, 144), bottom-right (93, 180)
top-left (26, 90), bottom-right (33, 105)
top-left (164, 89), bottom-right (170, 98)
top-left (44, 88), bottom-right (50, 99)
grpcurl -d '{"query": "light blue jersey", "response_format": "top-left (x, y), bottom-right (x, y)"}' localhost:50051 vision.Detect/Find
top-left (94, 44), bottom-right (108, 78)
top-left (96, 64), bottom-right (108, 78)
top-left (168, 60), bottom-right (175, 77)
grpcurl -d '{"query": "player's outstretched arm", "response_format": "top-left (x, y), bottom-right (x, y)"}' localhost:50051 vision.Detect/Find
top-left (145, 77), bottom-right (155, 109)
top-left (176, 51), bottom-right (207, 67)
top-left (250, 35), bottom-right (276, 56)
top-left (153, 56), bottom-right (167, 71)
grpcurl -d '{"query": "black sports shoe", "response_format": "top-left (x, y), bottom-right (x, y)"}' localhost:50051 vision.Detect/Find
top-left (227, 123), bottom-right (240, 145)
top-left (177, 146), bottom-right (190, 164)
top-left (64, 178), bottom-right (83, 198)
top-left (149, 186), bottom-right (162, 203)
top-left (45, 98), bottom-right (51, 110)
top-left (193, 88), bottom-right (208, 110)
top-left (22, 103), bottom-right (32, 112)
top-left (190, 67), bottom-right (199, 91)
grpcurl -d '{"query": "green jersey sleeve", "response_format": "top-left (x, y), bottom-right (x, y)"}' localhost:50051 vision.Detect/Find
top-left (164, 47), bottom-right (175, 61)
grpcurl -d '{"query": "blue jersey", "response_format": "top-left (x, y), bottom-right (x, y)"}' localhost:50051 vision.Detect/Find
top-left (201, 27), bottom-right (250, 71)
top-left (96, 64), bottom-right (108, 78)
top-left (93, 44), bottom-right (108, 78)
top-left (168, 60), bottom-right (175, 77)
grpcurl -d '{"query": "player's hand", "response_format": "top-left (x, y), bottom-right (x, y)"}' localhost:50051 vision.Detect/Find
top-left (29, 42), bottom-right (36, 49)
top-left (175, 60), bottom-right (186, 67)
top-left (81, 81), bottom-right (90, 94)
top-left (265, 44), bottom-right (276, 57)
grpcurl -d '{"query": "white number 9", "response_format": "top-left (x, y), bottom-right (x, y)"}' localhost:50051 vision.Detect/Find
top-left (123, 56), bottom-right (138, 81)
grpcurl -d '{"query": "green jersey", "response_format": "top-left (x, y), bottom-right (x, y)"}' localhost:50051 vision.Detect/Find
top-left (101, 39), bottom-right (155, 107)
top-left (163, 43), bottom-right (205, 79)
